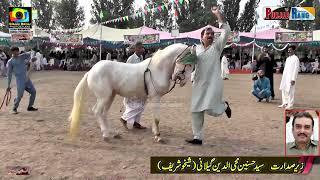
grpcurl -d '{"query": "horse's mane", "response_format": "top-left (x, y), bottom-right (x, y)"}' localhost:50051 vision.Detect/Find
top-left (148, 44), bottom-right (188, 71)
top-left (151, 49), bottom-right (162, 61)
top-left (151, 43), bottom-right (187, 63)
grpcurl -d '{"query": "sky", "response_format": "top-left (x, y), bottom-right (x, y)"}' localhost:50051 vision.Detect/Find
top-left (78, 0), bottom-right (282, 31)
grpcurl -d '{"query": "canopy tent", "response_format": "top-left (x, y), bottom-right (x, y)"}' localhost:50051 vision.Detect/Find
top-left (179, 25), bottom-right (223, 39)
top-left (79, 24), bottom-right (141, 42)
top-left (140, 26), bottom-right (172, 39)
top-left (0, 31), bottom-right (11, 38)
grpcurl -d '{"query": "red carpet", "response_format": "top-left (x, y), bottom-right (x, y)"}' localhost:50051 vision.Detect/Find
top-left (229, 69), bottom-right (252, 74)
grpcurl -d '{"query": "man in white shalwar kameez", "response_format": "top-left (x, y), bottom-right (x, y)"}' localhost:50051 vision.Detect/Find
top-left (120, 42), bottom-right (147, 129)
top-left (279, 45), bottom-right (300, 110)
top-left (186, 6), bottom-right (232, 145)
top-left (0, 49), bottom-right (7, 77)
top-left (221, 52), bottom-right (229, 80)
top-left (35, 51), bottom-right (42, 71)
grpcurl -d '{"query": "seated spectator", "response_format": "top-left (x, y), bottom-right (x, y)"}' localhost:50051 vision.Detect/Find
top-left (252, 70), bottom-right (271, 102)
top-left (300, 62), bottom-right (307, 73)
top-left (305, 62), bottom-right (313, 73)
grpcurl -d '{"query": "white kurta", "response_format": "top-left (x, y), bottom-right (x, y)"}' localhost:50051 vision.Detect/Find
top-left (35, 52), bottom-right (42, 70)
top-left (312, 61), bottom-right (319, 72)
top-left (121, 53), bottom-right (146, 125)
top-left (107, 53), bottom-right (111, 60)
top-left (280, 55), bottom-right (300, 93)
top-left (191, 23), bottom-right (231, 116)
top-left (221, 55), bottom-right (229, 79)
top-left (0, 52), bottom-right (7, 76)
top-left (279, 54), bottom-right (299, 107)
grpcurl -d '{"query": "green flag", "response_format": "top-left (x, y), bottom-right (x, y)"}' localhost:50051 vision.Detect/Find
top-left (99, 11), bottom-right (103, 19)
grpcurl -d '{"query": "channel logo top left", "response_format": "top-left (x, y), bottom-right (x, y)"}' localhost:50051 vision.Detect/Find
top-left (8, 7), bottom-right (32, 29)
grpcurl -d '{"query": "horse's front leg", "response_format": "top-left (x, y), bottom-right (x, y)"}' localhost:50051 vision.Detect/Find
top-left (151, 96), bottom-right (163, 143)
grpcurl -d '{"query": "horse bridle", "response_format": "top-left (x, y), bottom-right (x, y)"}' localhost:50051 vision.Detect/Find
top-left (144, 45), bottom-right (194, 96)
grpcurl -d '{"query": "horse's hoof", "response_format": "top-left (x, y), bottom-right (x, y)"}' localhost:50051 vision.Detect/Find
top-left (154, 136), bottom-right (165, 144)
top-left (103, 136), bottom-right (110, 142)
top-left (113, 134), bottom-right (121, 139)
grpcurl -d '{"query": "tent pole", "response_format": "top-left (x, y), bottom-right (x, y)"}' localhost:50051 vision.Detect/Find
top-left (100, 23), bottom-right (102, 61)
top-left (240, 46), bottom-right (242, 68)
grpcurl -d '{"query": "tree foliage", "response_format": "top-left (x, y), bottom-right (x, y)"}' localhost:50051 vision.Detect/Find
top-left (91, 0), bottom-right (143, 29)
top-left (31, 0), bottom-right (55, 30)
top-left (0, 0), bottom-right (21, 32)
top-left (236, 0), bottom-right (258, 32)
top-left (54, 0), bottom-right (85, 29)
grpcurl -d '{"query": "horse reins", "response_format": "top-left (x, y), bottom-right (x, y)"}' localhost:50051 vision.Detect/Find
top-left (120, 46), bottom-right (192, 112)
top-left (144, 45), bottom-right (192, 96)
top-left (0, 89), bottom-right (11, 110)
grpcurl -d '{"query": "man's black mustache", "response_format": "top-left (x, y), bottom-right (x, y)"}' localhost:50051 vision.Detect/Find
top-left (298, 133), bottom-right (307, 137)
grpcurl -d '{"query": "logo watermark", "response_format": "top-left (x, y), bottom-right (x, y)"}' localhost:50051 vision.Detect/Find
top-left (263, 7), bottom-right (315, 21)
top-left (6, 166), bottom-right (31, 175)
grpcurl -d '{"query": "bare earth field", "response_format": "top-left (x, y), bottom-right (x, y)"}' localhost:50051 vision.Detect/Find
top-left (0, 71), bottom-right (319, 180)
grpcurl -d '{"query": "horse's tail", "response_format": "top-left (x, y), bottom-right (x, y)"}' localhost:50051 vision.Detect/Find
top-left (69, 72), bottom-right (89, 139)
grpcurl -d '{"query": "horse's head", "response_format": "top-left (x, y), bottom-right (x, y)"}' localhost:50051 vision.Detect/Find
top-left (151, 43), bottom-right (196, 88)
top-left (171, 44), bottom-right (197, 87)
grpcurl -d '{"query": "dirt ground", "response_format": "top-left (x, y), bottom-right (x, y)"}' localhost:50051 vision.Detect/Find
top-left (0, 71), bottom-right (319, 180)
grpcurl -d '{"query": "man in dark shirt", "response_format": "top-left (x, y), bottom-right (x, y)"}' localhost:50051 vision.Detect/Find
top-left (256, 46), bottom-right (275, 100)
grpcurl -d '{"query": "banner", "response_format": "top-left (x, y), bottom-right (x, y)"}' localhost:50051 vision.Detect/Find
top-left (50, 34), bottom-right (83, 44)
top-left (275, 32), bottom-right (313, 43)
top-left (124, 34), bottom-right (160, 44)
top-left (11, 32), bottom-right (33, 41)
top-left (9, 7), bottom-right (32, 29)
top-left (150, 156), bottom-right (311, 174)
top-left (214, 32), bottom-right (240, 43)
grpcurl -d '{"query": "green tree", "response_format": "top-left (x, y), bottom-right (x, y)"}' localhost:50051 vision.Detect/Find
top-left (174, 0), bottom-right (219, 32)
top-left (222, 0), bottom-right (242, 31)
top-left (54, 0), bottom-right (85, 29)
top-left (176, 0), bottom-right (206, 32)
top-left (314, 0), bottom-right (320, 30)
top-left (236, 0), bottom-right (258, 32)
top-left (0, 0), bottom-right (21, 32)
top-left (90, 0), bottom-right (143, 29)
top-left (31, 0), bottom-right (55, 30)
top-left (143, 0), bottom-right (172, 31)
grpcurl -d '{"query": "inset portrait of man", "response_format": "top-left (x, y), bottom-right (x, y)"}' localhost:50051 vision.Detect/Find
top-left (286, 111), bottom-right (319, 156)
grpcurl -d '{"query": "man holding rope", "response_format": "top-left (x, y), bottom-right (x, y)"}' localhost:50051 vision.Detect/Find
top-left (6, 46), bottom-right (38, 114)
top-left (120, 42), bottom-right (147, 129)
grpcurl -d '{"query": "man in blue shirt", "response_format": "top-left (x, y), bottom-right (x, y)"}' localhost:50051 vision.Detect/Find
top-left (252, 70), bottom-right (271, 102)
top-left (6, 46), bottom-right (38, 114)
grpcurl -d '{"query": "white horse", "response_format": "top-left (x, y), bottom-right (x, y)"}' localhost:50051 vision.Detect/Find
top-left (69, 43), bottom-right (195, 142)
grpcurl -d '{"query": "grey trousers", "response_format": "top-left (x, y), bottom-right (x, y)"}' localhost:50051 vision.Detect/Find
top-left (192, 111), bottom-right (205, 140)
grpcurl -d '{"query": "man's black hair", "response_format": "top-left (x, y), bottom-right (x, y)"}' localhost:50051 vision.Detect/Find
top-left (10, 46), bottom-right (19, 52)
top-left (292, 111), bottom-right (314, 128)
top-left (201, 27), bottom-right (214, 39)
top-left (134, 41), bottom-right (143, 48)
top-left (288, 45), bottom-right (296, 51)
